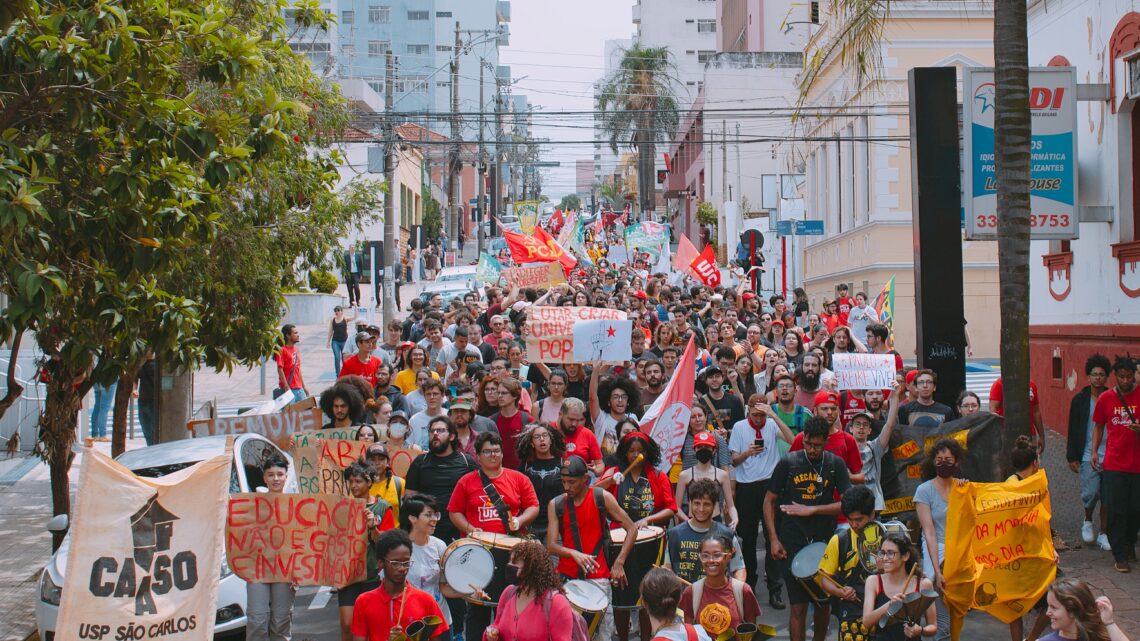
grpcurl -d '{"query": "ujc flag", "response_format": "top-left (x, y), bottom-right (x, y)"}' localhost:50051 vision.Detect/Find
top-left (690, 244), bottom-right (721, 287)
top-left (640, 336), bottom-right (697, 473)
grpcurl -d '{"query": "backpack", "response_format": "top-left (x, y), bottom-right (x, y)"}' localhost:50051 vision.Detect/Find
top-left (691, 577), bottom-right (746, 622)
top-left (500, 585), bottom-right (590, 641)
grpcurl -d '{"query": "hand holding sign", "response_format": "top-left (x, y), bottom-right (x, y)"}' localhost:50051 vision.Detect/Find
top-left (572, 320), bottom-right (632, 362)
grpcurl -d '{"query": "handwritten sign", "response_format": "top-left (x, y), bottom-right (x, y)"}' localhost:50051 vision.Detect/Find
top-left (293, 428), bottom-right (360, 450)
top-left (188, 407), bottom-right (323, 449)
top-left (225, 493), bottom-right (368, 587)
top-left (526, 306), bottom-right (627, 363)
top-left (572, 320), bottom-right (633, 362)
top-left (297, 438), bottom-right (370, 495)
top-left (503, 262), bottom-right (566, 289)
top-left (831, 353), bottom-right (897, 390)
top-left (943, 472), bottom-right (1056, 626)
top-left (387, 445), bottom-right (420, 478)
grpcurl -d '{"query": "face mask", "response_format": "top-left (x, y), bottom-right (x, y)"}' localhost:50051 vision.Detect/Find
top-left (695, 449), bottom-right (715, 464)
top-left (388, 423), bottom-right (408, 439)
top-left (504, 563), bottom-right (520, 584)
top-left (935, 462), bottom-right (959, 479)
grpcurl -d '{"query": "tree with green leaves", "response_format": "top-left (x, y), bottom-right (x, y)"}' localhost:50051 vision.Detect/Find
top-left (558, 193), bottom-right (581, 212)
top-left (799, 0), bottom-right (1033, 560)
top-left (0, 0), bottom-right (378, 547)
top-left (597, 44), bottom-right (679, 219)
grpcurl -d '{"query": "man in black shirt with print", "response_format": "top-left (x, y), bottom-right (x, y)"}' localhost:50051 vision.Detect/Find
top-left (764, 417), bottom-right (852, 641)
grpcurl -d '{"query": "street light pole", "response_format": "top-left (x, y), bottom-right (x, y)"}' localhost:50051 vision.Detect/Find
top-left (382, 50), bottom-right (398, 320)
top-left (477, 63), bottom-right (486, 257)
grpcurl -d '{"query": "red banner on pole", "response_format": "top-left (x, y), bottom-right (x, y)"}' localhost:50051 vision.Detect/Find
top-left (690, 244), bottom-right (721, 287)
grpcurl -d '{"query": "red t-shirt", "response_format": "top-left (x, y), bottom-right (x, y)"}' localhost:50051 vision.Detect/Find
top-left (556, 491), bottom-right (610, 580)
top-left (1092, 386), bottom-right (1140, 473)
top-left (989, 378), bottom-right (1041, 434)
top-left (790, 430), bottom-right (863, 475)
top-left (838, 391), bottom-right (867, 430)
top-left (339, 354), bottom-right (382, 388)
top-left (447, 468), bottom-right (539, 534)
top-left (350, 584), bottom-right (448, 641)
top-left (562, 428), bottom-right (603, 464)
top-left (680, 580), bottom-right (762, 635)
top-left (493, 410), bottom-right (530, 470)
top-left (836, 296), bottom-right (854, 326)
top-left (276, 345), bottom-right (303, 389)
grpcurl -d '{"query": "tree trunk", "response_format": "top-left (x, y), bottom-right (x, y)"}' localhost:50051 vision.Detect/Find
top-left (40, 369), bottom-right (84, 551)
top-left (111, 361), bottom-right (143, 458)
top-left (993, 0), bottom-right (1033, 455)
top-left (1, 332), bottom-right (24, 453)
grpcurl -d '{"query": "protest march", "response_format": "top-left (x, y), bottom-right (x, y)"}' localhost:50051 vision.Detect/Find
top-left (50, 209), bottom-right (1139, 641)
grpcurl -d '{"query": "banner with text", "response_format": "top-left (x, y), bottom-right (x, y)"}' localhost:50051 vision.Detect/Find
top-left (297, 438), bottom-right (371, 495)
top-left (56, 445), bottom-right (231, 640)
top-left (225, 493), bottom-right (369, 588)
top-left (504, 262), bottom-right (567, 289)
top-left (943, 471), bottom-right (1056, 637)
top-left (526, 306), bottom-right (628, 363)
top-left (189, 406), bottom-right (323, 450)
top-left (832, 353), bottom-right (898, 390)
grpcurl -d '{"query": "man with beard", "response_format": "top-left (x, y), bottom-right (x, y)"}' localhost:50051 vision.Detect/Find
top-left (699, 366), bottom-right (746, 438)
top-left (639, 357), bottom-right (667, 416)
top-left (865, 323), bottom-right (903, 372)
top-left (373, 362), bottom-right (408, 416)
top-left (789, 391), bottom-right (864, 485)
top-left (404, 415), bottom-right (476, 544)
top-left (861, 388), bottom-right (887, 438)
top-left (771, 374), bottom-right (812, 445)
top-left (318, 384), bottom-right (365, 430)
top-left (793, 352), bottom-right (825, 411)
top-left (557, 398), bottom-right (604, 475)
top-left (764, 418), bottom-right (852, 641)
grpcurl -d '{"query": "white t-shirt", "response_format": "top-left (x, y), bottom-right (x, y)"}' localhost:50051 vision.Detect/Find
top-left (593, 411), bottom-right (635, 443)
top-left (409, 409), bottom-right (446, 449)
top-left (859, 439), bottom-right (887, 510)
top-left (848, 305), bottom-right (876, 340)
top-left (407, 537), bottom-right (452, 625)
top-left (728, 418), bottom-right (781, 483)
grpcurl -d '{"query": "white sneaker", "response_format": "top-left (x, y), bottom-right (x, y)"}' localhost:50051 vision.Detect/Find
top-left (1097, 534), bottom-right (1112, 551)
top-left (1082, 521), bottom-right (1095, 544)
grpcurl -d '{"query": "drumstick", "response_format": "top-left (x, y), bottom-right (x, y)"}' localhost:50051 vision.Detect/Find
top-left (904, 561), bottom-right (918, 592)
top-left (592, 453), bottom-right (645, 488)
top-left (397, 585), bottom-right (409, 626)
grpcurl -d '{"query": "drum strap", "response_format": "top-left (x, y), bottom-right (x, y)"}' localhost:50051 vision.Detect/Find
top-left (478, 470), bottom-right (513, 533)
top-left (651, 624), bottom-right (698, 641)
top-left (691, 578), bottom-right (745, 623)
top-left (557, 489), bottom-right (608, 579)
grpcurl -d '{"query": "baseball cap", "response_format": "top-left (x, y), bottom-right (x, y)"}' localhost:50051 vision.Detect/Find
top-left (742, 292), bottom-right (757, 301)
top-left (814, 390), bottom-right (840, 407)
top-left (367, 443), bottom-right (389, 458)
top-left (560, 455), bottom-right (589, 477)
top-left (771, 319), bottom-right (785, 327)
top-left (388, 411), bottom-right (409, 424)
top-left (631, 290), bottom-right (647, 300)
top-left (703, 365), bottom-right (724, 377)
top-left (449, 397), bottom-right (474, 412)
top-left (849, 410), bottom-right (875, 424)
top-left (355, 331), bottom-right (373, 344)
top-left (905, 370), bottom-right (919, 386)
top-left (693, 431), bottom-right (717, 449)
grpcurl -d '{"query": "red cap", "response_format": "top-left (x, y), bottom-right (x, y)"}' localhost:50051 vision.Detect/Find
top-left (905, 369), bottom-right (919, 385)
top-left (742, 292), bottom-right (757, 300)
top-left (771, 319), bottom-right (784, 327)
top-left (814, 390), bottom-right (840, 407)
top-left (632, 290), bottom-right (647, 300)
top-left (693, 431), bottom-right (716, 449)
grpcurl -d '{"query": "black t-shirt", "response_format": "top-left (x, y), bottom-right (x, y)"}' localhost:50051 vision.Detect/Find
top-left (521, 457), bottom-right (562, 535)
top-left (138, 359), bottom-right (157, 404)
top-left (700, 392), bottom-right (745, 433)
top-left (566, 376), bottom-right (590, 404)
top-left (475, 341), bottom-right (496, 365)
top-left (405, 450), bottom-right (477, 542)
top-left (898, 400), bottom-right (956, 428)
top-left (768, 450), bottom-right (851, 550)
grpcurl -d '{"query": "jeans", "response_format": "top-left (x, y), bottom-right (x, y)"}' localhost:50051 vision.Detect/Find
top-left (138, 402), bottom-right (156, 446)
top-left (331, 340), bottom-right (346, 375)
top-left (1102, 470), bottom-right (1140, 562)
top-left (290, 388), bottom-right (307, 404)
top-left (90, 382), bottom-right (117, 438)
top-left (246, 582), bottom-right (296, 641)
top-left (736, 478), bottom-right (783, 596)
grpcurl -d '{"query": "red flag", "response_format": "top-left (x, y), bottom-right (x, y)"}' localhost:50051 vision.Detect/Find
top-left (552, 208), bottom-right (564, 231)
top-left (535, 226), bottom-right (578, 272)
top-left (690, 244), bottom-right (721, 287)
top-left (640, 336), bottom-right (697, 472)
top-left (673, 235), bottom-right (701, 281)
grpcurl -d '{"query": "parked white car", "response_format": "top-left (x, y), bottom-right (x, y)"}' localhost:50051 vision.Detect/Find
top-left (36, 434), bottom-right (296, 640)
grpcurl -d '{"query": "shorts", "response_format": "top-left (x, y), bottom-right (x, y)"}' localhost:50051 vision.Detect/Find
top-left (1079, 461), bottom-right (1102, 509)
top-left (781, 553), bottom-right (825, 607)
top-left (338, 580), bottom-right (380, 607)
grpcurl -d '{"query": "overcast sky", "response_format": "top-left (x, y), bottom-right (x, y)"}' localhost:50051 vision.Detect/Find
top-left (500, 0), bottom-right (635, 201)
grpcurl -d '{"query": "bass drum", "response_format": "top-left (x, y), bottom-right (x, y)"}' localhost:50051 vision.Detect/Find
top-left (607, 526), bottom-right (666, 609)
top-left (564, 579), bottom-right (610, 638)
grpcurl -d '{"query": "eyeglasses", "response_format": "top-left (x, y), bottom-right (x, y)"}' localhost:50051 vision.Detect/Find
top-left (384, 560), bottom-right (413, 568)
top-left (429, 427), bottom-right (450, 434)
top-left (611, 393), bottom-right (628, 401)
top-left (879, 550), bottom-right (900, 558)
top-left (698, 552), bottom-right (726, 561)
top-left (480, 449), bottom-right (503, 456)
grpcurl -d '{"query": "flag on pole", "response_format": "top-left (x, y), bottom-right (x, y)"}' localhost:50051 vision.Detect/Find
top-left (640, 336), bottom-right (697, 473)
top-left (689, 244), bottom-right (721, 287)
top-left (872, 275), bottom-right (896, 342)
top-left (673, 235), bottom-right (702, 281)
top-left (476, 252), bottom-right (504, 286)
top-left (535, 225), bottom-right (578, 273)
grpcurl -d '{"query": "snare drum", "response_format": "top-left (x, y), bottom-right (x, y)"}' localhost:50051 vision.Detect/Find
top-left (607, 526), bottom-right (665, 609)
top-left (790, 542), bottom-right (830, 605)
top-left (467, 531), bottom-right (524, 605)
top-left (564, 579), bottom-right (610, 638)
top-left (441, 539), bottom-right (495, 603)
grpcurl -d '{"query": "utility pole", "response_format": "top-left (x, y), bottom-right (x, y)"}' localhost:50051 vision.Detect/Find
top-left (476, 63), bottom-right (486, 256)
top-left (447, 21), bottom-right (462, 257)
top-left (382, 50), bottom-right (398, 321)
top-left (491, 85), bottom-right (503, 237)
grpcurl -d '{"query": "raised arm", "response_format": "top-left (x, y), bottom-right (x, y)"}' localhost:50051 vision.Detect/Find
top-left (589, 360), bottom-right (604, 422)
top-left (875, 383), bottom-right (905, 450)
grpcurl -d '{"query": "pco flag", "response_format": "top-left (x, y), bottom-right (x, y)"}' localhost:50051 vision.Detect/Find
top-left (57, 442), bottom-right (233, 641)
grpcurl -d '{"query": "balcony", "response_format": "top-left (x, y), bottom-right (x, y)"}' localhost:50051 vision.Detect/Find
top-left (497, 1), bottom-right (511, 23)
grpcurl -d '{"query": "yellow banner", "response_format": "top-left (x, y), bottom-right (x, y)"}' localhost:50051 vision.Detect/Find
top-left (943, 471), bottom-right (1055, 639)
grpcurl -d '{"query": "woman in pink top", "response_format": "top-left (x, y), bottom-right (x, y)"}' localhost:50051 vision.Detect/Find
top-left (485, 541), bottom-right (573, 641)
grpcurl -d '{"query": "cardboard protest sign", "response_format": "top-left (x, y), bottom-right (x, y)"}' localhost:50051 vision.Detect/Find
top-left (526, 306), bottom-right (627, 363)
top-left (387, 445), bottom-right (421, 478)
top-left (225, 493), bottom-right (369, 587)
top-left (503, 262), bottom-right (566, 289)
top-left (56, 445), bottom-right (231, 640)
top-left (831, 353), bottom-right (898, 390)
top-left (188, 406), bottom-right (323, 449)
top-left (879, 412), bottom-right (1007, 519)
top-left (293, 427), bottom-right (360, 450)
top-left (572, 320), bottom-right (633, 362)
top-left (943, 472), bottom-right (1055, 634)
top-left (296, 438), bottom-right (370, 495)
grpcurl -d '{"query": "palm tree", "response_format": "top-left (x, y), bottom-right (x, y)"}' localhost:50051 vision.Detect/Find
top-left (596, 44), bottom-right (679, 219)
top-left (800, 1), bottom-right (1033, 447)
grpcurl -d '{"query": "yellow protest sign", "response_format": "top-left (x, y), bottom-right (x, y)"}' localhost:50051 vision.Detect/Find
top-left (943, 471), bottom-right (1055, 639)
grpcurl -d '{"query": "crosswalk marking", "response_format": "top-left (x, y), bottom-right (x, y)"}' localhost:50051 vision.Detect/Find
top-left (307, 586), bottom-right (333, 610)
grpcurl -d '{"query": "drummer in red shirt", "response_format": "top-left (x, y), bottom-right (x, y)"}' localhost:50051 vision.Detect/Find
top-left (546, 455), bottom-right (639, 641)
top-left (351, 529), bottom-right (450, 641)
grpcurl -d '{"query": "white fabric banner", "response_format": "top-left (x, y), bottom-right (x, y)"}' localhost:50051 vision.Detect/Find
top-left (572, 320), bottom-right (633, 362)
top-left (56, 444), bottom-right (232, 641)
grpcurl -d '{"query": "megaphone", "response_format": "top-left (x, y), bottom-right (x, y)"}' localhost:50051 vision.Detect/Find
top-left (393, 616), bottom-right (443, 641)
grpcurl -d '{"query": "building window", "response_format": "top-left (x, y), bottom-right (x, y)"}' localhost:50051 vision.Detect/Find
top-left (368, 40), bottom-right (390, 57)
top-left (396, 76), bottom-right (427, 93)
top-left (289, 42), bottom-right (330, 53)
top-left (368, 81), bottom-right (383, 94)
top-left (436, 11), bottom-right (452, 17)
top-left (408, 10), bottom-right (429, 20)
top-left (341, 10), bottom-right (353, 24)
top-left (368, 6), bottom-right (390, 23)
top-left (697, 50), bottom-right (715, 63)
top-left (436, 81), bottom-right (450, 88)
top-left (436, 45), bottom-right (452, 52)
top-left (697, 19), bottom-right (716, 33)
top-left (341, 44), bottom-right (356, 56)
top-left (407, 44), bottom-right (428, 55)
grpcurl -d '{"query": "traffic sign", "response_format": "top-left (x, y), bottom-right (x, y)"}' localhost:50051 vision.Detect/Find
top-left (794, 220), bottom-right (825, 235)
top-left (775, 221), bottom-right (793, 236)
